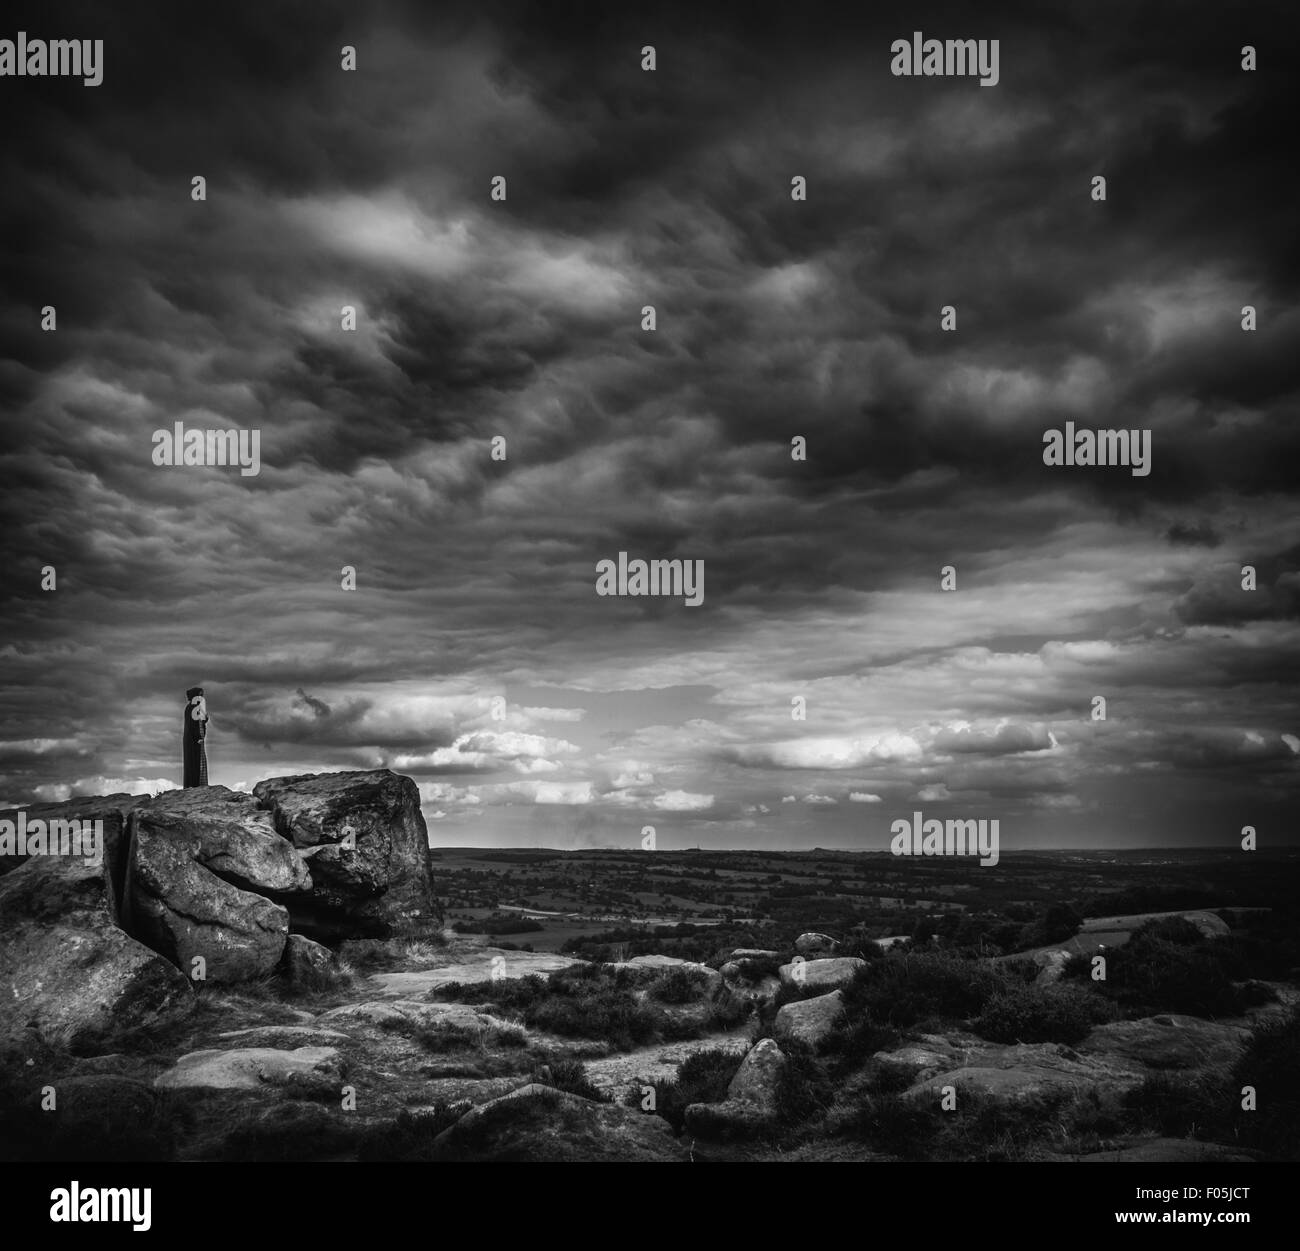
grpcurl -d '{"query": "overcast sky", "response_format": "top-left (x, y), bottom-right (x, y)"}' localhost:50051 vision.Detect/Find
top-left (1, 0), bottom-right (1296, 850)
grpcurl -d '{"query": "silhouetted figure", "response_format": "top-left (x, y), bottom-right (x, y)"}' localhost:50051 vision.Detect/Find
top-left (183, 686), bottom-right (209, 787)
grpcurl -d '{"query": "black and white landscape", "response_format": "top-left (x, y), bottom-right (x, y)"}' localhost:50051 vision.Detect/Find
top-left (1, 0), bottom-right (1297, 1176)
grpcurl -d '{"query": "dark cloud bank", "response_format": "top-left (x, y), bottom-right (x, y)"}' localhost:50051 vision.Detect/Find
top-left (1, 0), bottom-right (1296, 850)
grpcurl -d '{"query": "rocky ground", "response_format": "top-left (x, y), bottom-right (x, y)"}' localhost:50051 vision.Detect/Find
top-left (1, 773), bottom-right (1293, 1162)
top-left (4, 931), bottom-right (1290, 1162)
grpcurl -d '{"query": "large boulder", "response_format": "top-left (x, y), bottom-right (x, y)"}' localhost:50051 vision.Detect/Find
top-left (125, 794), bottom-right (302, 984)
top-left (131, 787), bottom-right (312, 895)
top-left (891, 1013), bottom-right (1252, 1111)
top-left (431, 1083), bottom-right (688, 1161)
top-left (1077, 1014), bottom-right (1248, 1071)
top-left (774, 989), bottom-right (845, 1050)
top-left (155, 1046), bottom-right (345, 1096)
top-left (794, 933), bottom-right (838, 956)
top-left (253, 770), bottom-right (437, 940)
top-left (0, 845), bottom-right (193, 1049)
top-left (684, 1038), bottom-right (786, 1140)
top-left (779, 956), bottom-right (865, 991)
top-left (608, 954), bottom-right (723, 993)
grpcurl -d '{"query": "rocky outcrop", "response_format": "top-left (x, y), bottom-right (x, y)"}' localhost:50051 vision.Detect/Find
top-left (253, 770), bottom-right (437, 940)
top-left (774, 989), bottom-right (844, 1049)
top-left (0, 845), bottom-right (193, 1048)
top-left (779, 956), bottom-right (865, 991)
top-left (2, 771), bottom-right (441, 1001)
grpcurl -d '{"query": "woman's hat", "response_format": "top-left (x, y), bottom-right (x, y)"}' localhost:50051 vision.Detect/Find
top-left (186, 686), bottom-right (204, 699)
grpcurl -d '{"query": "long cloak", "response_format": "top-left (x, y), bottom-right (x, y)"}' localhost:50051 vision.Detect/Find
top-left (183, 695), bottom-right (209, 787)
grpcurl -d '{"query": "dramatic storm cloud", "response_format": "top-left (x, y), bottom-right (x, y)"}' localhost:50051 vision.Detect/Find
top-left (1, 0), bottom-right (1296, 848)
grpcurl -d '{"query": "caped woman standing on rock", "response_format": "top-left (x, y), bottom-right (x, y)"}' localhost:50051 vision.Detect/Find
top-left (183, 685), bottom-right (209, 788)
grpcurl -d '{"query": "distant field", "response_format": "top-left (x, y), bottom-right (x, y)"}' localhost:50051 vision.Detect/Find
top-left (430, 846), bottom-right (1300, 959)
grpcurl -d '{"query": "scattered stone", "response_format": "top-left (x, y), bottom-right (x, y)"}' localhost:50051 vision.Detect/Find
top-left (1078, 1014), bottom-right (1248, 1071)
top-left (431, 1083), bottom-right (688, 1161)
top-left (155, 1046), bottom-right (344, 1095)
top-left (583, 1034), bottom-right (752, 1095)
top-left (684, 1038), bottom-right (786, 1140)
top-left (319, 999), bottom-right (518, 1034)
top-left (794, 933), bottom-right (839, 956)
top-left (891, 1014), bottom-right (1249, 1110)
top-left (774, 989), bottom-right (845, 1049)
top-left (283, 934), bottom-right (338, 985)
top-left (779, 957), bottom-right (865, 991)
top-left (366, 950), bottom-right (583, 997)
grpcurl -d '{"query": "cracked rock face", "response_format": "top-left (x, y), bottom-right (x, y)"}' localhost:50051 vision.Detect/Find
top-left (127, 819), bottom-right (293, 984)
top-left (123, 789), bottom-right (317, 984)
top-left (253, 770), bottom-right (438, 940)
